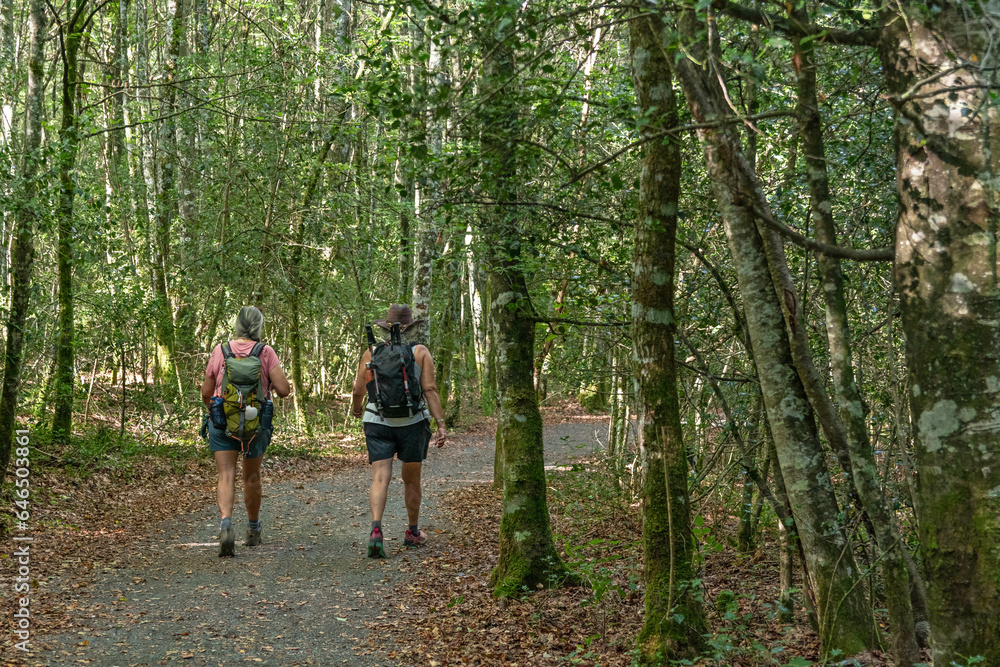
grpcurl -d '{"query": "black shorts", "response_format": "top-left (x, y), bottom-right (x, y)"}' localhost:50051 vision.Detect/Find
top-left (364, 419), bottom-right (431, 464)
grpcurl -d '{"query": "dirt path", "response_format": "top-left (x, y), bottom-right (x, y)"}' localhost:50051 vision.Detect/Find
top-left (30, 417), bottom-right (608, 667)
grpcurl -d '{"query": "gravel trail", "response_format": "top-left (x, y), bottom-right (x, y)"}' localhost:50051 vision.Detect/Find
top-left (30, 417), bottom-right (608, 667)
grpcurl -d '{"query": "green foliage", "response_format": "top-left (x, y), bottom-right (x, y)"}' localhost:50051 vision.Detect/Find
top-left (714, 590), bottom-right (737, 614)
top-left (0, 0), bottom-right (949, 659)
top-left (691, 515), bottom-right (725, 569)
top-left (64, 426), bottom-right (140, 471)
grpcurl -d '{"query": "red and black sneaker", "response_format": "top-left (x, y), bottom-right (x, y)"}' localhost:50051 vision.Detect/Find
top-left (403, 528), bottom-right (427, 547)
top-left (368, 526), bottom-right (386, 558)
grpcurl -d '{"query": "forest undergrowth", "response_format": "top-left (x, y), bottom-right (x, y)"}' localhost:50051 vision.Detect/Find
top-left (2, 394), bottom-right (915, 666)
top-left (388, 457), bottom-right (902, 667)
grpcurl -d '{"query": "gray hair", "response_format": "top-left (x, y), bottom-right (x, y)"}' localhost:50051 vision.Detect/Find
top-left (235, 306), bottom-right (264, 341)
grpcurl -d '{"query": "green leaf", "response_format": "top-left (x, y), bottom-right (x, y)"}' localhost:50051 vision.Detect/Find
top-left (782, 658), bottom-right (813, 667)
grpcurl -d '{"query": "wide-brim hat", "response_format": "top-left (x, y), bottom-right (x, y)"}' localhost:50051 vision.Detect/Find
top-left (374, 303), bottom-right (425, 331)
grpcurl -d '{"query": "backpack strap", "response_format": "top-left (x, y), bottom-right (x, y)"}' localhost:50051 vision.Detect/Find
top-left (368, 342), bottom-right (389, 416)
top-left (216, 344), bottom-right (233, 398)
top-left (411, 344), bottom-right (426, 410)
top-left (250, 341), bottom-right (268, 400)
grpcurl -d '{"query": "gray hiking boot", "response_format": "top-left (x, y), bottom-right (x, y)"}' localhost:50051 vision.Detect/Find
top-left (245, 528), bottom-right (262, 547)
top-left (219, 522), bottom-right (235, 557)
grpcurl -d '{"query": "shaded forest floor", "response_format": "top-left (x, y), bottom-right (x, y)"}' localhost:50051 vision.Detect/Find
top-left (1, 400), bottom-right (901, 666)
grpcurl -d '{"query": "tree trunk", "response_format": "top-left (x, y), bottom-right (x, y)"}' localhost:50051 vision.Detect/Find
top-left (793, 20), bottom-right (920, 664)
top-left (480, 9), bottom-right (570, 596)
top-left (172, 0), bottom-right (197, 400)
top-left (668, 9), bottom-right (875, 656)
top-left (735, 447), bottom-right (758, 553)
top-left (487, 259), bottom-right (571, 595)
top-left (52, 0), bottom-right (88, 444)
top-left (435, 253), bottom-right (461, 416)
top-left (398, 182), bottom-right (412, 302)
top-left (288, 135), bottom-right (334, 432)
top-left (0, 0), bottom-right (44, 479)
top-left (465, 225), bottom-right (488, 397)
top-left (116, 0), bottom-right (142, 274)
top-left (879, 3), bottom-right (1000, 663)
top-left (409, 12), bottom-right (445, 346)
top-left (150, 0), bottom-right (187, 401)
top-left (770, 437), bottom-right (796, 623)
top-left (629, 13), bottom-right (707, 660)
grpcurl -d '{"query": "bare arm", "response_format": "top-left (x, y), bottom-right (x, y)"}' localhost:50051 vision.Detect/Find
top-left (201, 369), bottom-right (216, 408)
top-left (269, 364), bottom-right (291, 399)
top-left (351, 349), bottom-right (370, 418)
top-left (415, 345), bottom-right (447, 447)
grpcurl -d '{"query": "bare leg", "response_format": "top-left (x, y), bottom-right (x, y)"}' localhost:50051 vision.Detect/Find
top-left (243, 455), bottom-right (263, 521)
top-left (369, 458), bottom-right (393, 523)
top-left (401, 462), bottom-right (422, 527)
top-left (214, 451), bottom-right (239, 519)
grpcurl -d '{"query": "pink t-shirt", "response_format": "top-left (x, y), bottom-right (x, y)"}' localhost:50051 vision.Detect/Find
top-left (206, 340), bottom-right (280, 398)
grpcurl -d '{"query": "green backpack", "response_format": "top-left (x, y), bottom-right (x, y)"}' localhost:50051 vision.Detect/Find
top-left (218, 342), bottom-right (267, 445)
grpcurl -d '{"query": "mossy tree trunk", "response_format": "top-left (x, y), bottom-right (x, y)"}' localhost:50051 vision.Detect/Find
top-left (629, 12), bottom-right (707, 661)
top-left (669, 7), bottom-right (875, 656)
top-left (486, 258), bottom-right (571, 596)
top-left (435, 254), bottom-right (461, 417)
top-left (735, 442), bottom-right (758, 553)
top-left (480, 5), bottom-right (570, 596)
top-left (410, 11), bottom-right (445, 345)
top-left (793, 17), bottom-right (920, 664)
top-left (52, 0), bottom-right (88, 445)
top-left (150, 0), bottom-right (187, 402)
top-left (0, 0), bottom-right (44, 479)
top-left (880, 3), bottom-right (1000, 663)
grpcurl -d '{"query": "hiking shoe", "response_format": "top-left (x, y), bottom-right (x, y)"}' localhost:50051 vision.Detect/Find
top-left (219, 524), bottom-right (235, 557)
top-left (404, 529), bottom-right (427, 547)
top-left (245, 528), bottom-right (262, 547)
top-left (368, 527), bottom-right (386, 558)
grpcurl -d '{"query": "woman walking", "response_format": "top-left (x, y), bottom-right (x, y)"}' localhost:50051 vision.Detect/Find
top-left (201, 306), bottom-right (290, 556)
top-left (350, 304), bottom-right (447, 557)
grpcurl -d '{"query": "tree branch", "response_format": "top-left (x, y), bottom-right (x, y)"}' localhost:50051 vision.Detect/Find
top-left (563, 108), bottom-right (794, 187)
top-left (532, 317), bottom-right (629, 327)
top-left (751, 203), bottom-right (893, 261)
top-left (717, 0), bottom-right (877, 46)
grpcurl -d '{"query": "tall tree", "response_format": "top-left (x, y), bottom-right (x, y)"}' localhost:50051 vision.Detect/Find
top-left (0, 0), bottom-right (45, 479)
top-left (667, 5), bottom-right (876, 655)
top-left (52, 0), bottom-right (89, 444)
top-left (480, 1), bottom-right (570, 596)
top-left (629, 11), bottom-right (706, 660)
top-left (409, 8), bottom-right (444, 346)
top-left (880, 2), bottom-right (1000, 663)
top-left (792, 13), bottom-right (921, 663)
top-left (149, 0), bottom-right (187, 400)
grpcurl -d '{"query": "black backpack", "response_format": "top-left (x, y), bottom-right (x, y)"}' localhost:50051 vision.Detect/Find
top-left (365, 324), bottom-right (424, 419)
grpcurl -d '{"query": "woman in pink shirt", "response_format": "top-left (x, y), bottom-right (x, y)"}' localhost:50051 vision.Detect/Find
top-left (201, 306), bottom-right (290, 557)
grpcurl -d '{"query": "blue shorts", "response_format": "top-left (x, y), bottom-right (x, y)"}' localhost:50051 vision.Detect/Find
top-left (207, 421), bottom-right (271, 459)
top-left (363, 420), bottom-right (431, 464)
